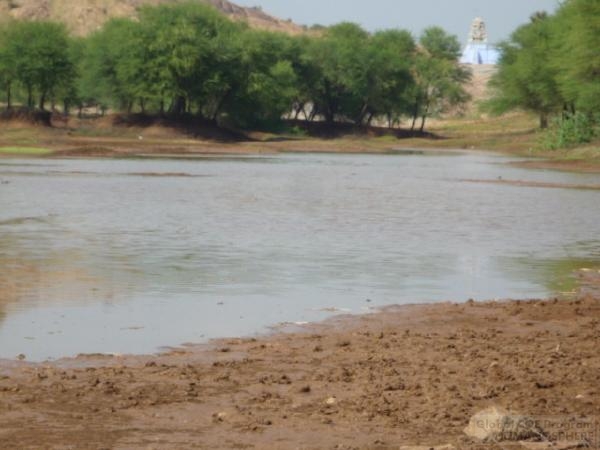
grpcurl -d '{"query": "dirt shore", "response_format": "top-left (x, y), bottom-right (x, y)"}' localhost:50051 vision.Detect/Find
top-left (2, 114), bottom-right (600, 173)
top-left (2, 269), bottom-right (600, 449)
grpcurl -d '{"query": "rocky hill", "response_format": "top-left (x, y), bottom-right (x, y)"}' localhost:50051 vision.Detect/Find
top-left (0, 0), bottom-right (304, 36)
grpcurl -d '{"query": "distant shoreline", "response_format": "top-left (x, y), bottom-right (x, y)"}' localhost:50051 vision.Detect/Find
top-left (1, 113), bottom-right (599, 174)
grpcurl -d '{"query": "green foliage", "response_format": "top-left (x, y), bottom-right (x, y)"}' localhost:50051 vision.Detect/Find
top-left (0, 2), bottom-right (472, 131)
top-left (301, 22), bottom-right (372, 123)
top-left (488, 0), bottom-right (600, 141)
top-left (541, 112), bottom-right (599, 150)
top-left (553, 0), bottom-right (600, 115)
top-left (486, 14), bottom-right (561, 128)
top-left (218, 29), bottom-right (299, 128)
top-left (410, 27), bottom-right (471, 131)
top-left (0, 20), bottom-right (75, 110)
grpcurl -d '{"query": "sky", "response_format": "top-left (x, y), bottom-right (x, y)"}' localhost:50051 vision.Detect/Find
top-left (234, 0), bottom-right (561, 43)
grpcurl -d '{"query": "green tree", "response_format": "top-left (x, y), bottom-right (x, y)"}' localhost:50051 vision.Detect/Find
top-left (218, 29), bottom-right (299, 128)
top-left (486, 14), bottom-right (563, 128)
top-left (302, 23), bottom-right (371, 124)
top-left (366, 29), bottom-right (416, 127)
top-left (7, 21), bottom-right (74, 110)
top-left (0, 22), bottom-right (18, 109)
top-left (410, 27), bottom-right (471, 132)
top-left (138, 2), bottom-right (239, 115)
top-left (81, 18), bottom-right (153, 113)
top-left (552, 0), bottom-right (600, 115)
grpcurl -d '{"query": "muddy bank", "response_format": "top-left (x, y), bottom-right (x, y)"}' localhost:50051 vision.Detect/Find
top-left (2, 114), bottom-right (600, 174)
top-left (509, 159), bottom-right (600, 174)
top-left (2, 284), bottom-right (600, 449)
top-left (462, 178), bottom-right (600, 191)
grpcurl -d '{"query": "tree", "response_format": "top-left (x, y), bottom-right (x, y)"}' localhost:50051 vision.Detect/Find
top-left (411, 27), bottom-right (471, 132)
top-left (6, 21), bottom-right (74, 110)
top-left (0, 22), bottom-right (17, 109)
top-left (366, 30), bottom-right (416, 127)
top-left (80, 19), bottom-right (145, 112)
top-left (218, 29), bottom-right (299, 128)
top-left (138, 2), bottom-right (239, 115)
top-left (486, 14), bottom-right (563, 128)
top-left (302, 23), bottom-right (371, 124)
top-left (552, 0), bottom-right (600, 115)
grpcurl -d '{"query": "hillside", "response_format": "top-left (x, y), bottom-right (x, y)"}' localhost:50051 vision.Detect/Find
top-left (0, 0), bottom-right (304, 36)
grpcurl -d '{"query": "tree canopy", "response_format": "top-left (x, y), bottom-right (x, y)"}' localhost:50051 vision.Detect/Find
top-left (0, 20), bottom-right (74, 111)
top-left (487, 0), bottom-right (600, 134)
top-left (0, 1), bottom-right (472, 131)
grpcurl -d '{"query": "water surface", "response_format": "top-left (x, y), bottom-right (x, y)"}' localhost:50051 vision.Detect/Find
top-left (1, 151), bottom-right (599, 360)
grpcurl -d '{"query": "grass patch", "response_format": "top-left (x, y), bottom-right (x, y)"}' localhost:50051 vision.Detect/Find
top-left (0, 146), bottom-right (52, 155)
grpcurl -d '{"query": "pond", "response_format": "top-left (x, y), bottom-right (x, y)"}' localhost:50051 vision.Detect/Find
top-left (1, 151), bottom-right (599, 360)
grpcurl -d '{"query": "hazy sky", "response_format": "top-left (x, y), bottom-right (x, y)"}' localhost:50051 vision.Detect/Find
top-left (234, 0), bottom-right (561, 43)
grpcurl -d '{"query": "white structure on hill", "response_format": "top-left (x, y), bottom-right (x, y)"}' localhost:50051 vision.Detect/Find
top-left (460, 17), bottom-right (500, 65)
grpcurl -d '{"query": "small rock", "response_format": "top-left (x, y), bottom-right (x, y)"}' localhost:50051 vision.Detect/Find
top-left (213, 412), bottom-right (227, 422)
top-left (464, 406), bottom-right (545, 442)
top-left (325, 396), bottom-right (337, 405)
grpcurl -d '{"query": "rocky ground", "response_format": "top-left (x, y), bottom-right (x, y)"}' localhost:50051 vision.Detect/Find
top-left (1, 270), bottom-right (600, 449)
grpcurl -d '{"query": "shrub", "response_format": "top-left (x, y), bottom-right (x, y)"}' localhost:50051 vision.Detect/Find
top-left (541, 112), bottom-right (598, 150)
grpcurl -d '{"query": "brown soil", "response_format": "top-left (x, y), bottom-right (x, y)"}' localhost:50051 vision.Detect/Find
top-left (2, 271), bottom-right (600, 449)
top-left (509, 160), bottom-right (600, 174)
top-left (1, 113), bottom-right (599, 175)
top-left (0, 114), bottom-right (436, 159)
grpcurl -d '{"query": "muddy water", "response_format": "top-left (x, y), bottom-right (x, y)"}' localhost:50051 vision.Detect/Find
top-left (1, 151), bottom-right (599, 360)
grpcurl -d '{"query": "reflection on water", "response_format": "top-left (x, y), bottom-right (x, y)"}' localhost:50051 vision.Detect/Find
top-left (497, 254), bottom-right (600, 296)
top-left (1, 152), bottom-right (599, 360)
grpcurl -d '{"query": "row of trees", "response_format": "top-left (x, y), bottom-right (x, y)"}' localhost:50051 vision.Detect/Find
top-left (488, 0), bottom-right (599, 135)
top-left (0, 2), bottom-right (471, 131)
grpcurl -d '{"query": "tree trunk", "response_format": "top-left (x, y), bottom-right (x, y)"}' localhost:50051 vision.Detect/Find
top-left (39, 92), bottom-right (46, 111)
top-left (356, 102), bottom-right (369, 125)
top-left (171, 96), bottom-right (186, 115)
top-left (420, 115), bottom-right (427, 133)
top-left (210, 90), bottom-right (231, 123)
top-left (411, 98), bottom-right (420, 131)
top-left (6, 83), bottom-right (11, 110)
top-left (419, 102), bottom-right (430, 133)
top-left (301, 105), bottom-right (309, 121)
top-left (27, 86), bottom-right (33, 109)
top-left (293, 103), bottom-right (304, 120)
